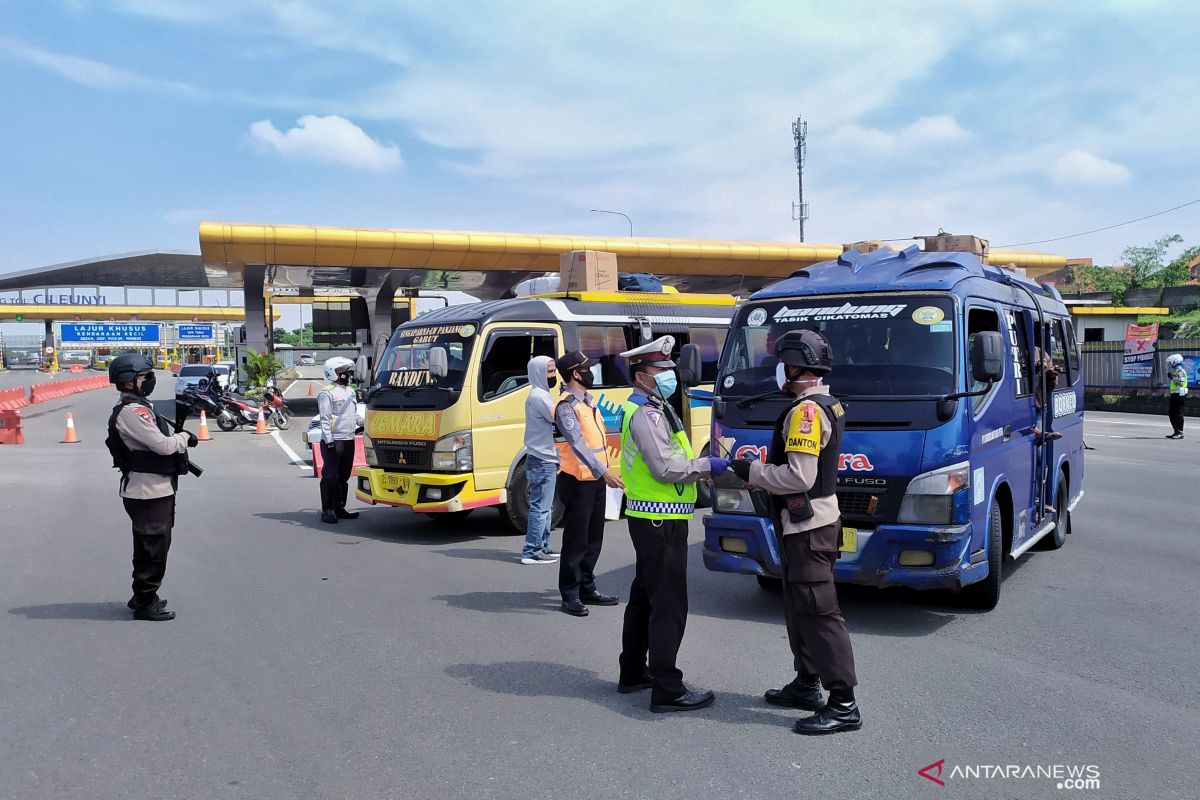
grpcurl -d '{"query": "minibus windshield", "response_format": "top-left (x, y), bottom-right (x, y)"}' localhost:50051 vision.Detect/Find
top-left (718, 295), bottom-right (957, 399)
top-left (373, 323), bottom-right (475, 393)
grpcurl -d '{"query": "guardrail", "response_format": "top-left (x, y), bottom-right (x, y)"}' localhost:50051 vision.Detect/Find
top-left (28, 374), bottom-right (110, 404)
top-left (0, 387), bottom-right (28, 410)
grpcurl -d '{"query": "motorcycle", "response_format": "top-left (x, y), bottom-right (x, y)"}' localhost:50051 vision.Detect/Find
top-left (174, 379), bottom-right (224, 430)
top-left (262, 381), bottom-right (292, 430)
top-left (216, 388), bottom-right (289, 432)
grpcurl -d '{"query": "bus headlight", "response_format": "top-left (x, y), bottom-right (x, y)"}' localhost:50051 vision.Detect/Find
top-left (432, 431), bottom-right (472, 471)
top-left (715, 487), bottom-right (756, 514)
top-left (898, 460), bottom-right (971, 525)
top-left (363, 434), bottom-right (379, 468)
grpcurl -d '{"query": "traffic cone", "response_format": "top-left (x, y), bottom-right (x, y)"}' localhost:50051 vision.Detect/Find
top-left (308, 381), bottom-right (317, 397)
top-left (61, 411), bottom-right (79, 444)
top-left (253, 407), bottom-right (270, 434)
top-left (196, 410), bottom-right (212, 441)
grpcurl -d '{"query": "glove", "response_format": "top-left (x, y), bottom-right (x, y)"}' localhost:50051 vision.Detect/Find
top-left (186, 431), bottom-right (199, 448)
top-left (706, 456), bottom-right (730, 477)
top-left (730, 458), bottom-right (753, 482)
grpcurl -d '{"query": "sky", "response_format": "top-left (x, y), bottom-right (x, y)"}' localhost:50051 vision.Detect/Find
top-left (2, 0), bottom-right (1199, 289)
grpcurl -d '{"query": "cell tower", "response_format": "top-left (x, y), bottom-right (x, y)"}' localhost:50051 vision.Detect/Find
top-left (792, 117), bottom-right (809, 242)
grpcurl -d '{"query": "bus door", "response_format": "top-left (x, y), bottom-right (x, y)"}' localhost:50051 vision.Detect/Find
top-left (969, 305), bottom-right (1022, 546)
top-left (1003, 306), bottom-right (1040, 548)
top-left (471, 324), bottom-right (560, 492)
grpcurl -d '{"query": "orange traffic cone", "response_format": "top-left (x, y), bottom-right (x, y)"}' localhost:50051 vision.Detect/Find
top-left (61, 411), bottom-right (80, 443)
top-left (196, 410), bottom-right (212, 441)
top-left (253, 406), bottom-right (270, 434)
top-left (307, 381), bottom-right (317, 397)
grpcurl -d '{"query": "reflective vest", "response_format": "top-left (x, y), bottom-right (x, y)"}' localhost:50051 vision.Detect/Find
top-left (619, 399), bottom-right (697, 520)
top-left (1170, 367), bottom-right (1189, 395)
top-left (554, 394), bottom-right (610, 481)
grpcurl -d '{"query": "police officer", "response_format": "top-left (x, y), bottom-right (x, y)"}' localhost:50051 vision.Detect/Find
top-left (616, 335), bottom-right (729, 712)
top-left (1166, 353), bottom-right (1188, 439)
top-left (107, 354), bottom-right (197, 622)
top-left (553, 350), bottom-right (624, 616)
top-left (318, 356), bottom-right (361, 524)
top-left (729, 329), bottom-right (862, 735)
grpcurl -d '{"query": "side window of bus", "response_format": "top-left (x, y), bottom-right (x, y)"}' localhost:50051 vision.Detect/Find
top-left (967, 307), bottom-right (1001, 409)
top-left (689, 328), bottom-right (728, 383)
top-left (478, 331), bottom-right (557, 401)
top-left (1005, 310), bottom-right (1033, 397)
top-left (1061, 320), bottom-right (1080, 385)
top-left (577, 325), bottom-right (629, 388)
top-left (1049, 319), bottom-right (1069, 384)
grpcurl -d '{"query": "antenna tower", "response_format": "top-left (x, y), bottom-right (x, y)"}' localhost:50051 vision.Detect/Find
top-left (792, 117), bottom-right (809, 241)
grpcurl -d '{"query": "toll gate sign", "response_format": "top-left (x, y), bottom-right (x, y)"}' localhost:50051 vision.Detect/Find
top-left (60, 323), bottom-right (161, 346)
top-left (178, 323), bottom-right (215, 344)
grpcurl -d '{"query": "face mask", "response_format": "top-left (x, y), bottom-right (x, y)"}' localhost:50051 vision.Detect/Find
top-left (577, 370), bottom-right (595, 390)
top-left (653, 371), bottom-right (678, 399)
top-left (137, 372), bottom-right (156, 397)
top-left (337, 372), bottom-right (352, 384)
top-left (547, 377), bottom-right (558, 390)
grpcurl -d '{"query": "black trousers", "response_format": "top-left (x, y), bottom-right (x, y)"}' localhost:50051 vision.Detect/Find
top-left (1168, 394), bottom-right (1185, 434)
top-left (320, 440), bottom-right (356, 512)
top-left (123, 495), bottom-right (175, 606)
top-left (619, 516), bottom-right (689, 702)
top-left (780, 520), bottom-right (858, 693)
top-left (557, 473), bottom-right (606, 602)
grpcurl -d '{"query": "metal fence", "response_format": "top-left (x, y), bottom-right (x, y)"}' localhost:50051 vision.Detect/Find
top-left (1080, 337), bottom-right (1200, 392)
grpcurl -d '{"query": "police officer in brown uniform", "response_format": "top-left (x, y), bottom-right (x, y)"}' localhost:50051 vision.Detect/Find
top-left (729, 330), bottom-right (861, 734)
top-left (106, 354), bottom-right (198, 621)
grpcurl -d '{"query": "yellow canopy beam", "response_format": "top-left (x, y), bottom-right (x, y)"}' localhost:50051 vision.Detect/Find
top-left (0, 304), bottom-right (280, 321)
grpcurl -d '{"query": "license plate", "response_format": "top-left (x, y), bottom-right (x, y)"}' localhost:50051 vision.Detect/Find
top-left (380, 473), bottom-right (410, 493)
top-left (840, 527), bottom-right (858, 553)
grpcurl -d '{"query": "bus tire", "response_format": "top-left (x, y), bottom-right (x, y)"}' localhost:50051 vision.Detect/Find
top-left (503, 459), bottom-right (564, 534)
top-left (1036, 474), bottom-right (1069, 551)
top-left (961, 499), bottom-right (1003, 611)
top-left (756, 575), bottom-right (783, 592)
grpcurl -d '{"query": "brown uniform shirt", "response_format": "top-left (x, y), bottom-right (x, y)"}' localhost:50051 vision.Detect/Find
top-left (115, 392), bottom-right (190, 500)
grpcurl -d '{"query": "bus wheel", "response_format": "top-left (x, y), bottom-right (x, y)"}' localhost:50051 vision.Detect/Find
top-left (425, 510), bottom-right (473, 522)
top-left (756, 575), bottom-right (783, 592)
top-left (1036, 475), bottom-right (1069, 550)
top-left (961, 499), bottom-right (1003, 611)
top-left (503, 459), bottom-right (565, 533)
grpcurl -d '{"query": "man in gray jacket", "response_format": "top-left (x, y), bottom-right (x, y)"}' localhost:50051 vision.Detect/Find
top-left (521, 355), bottom-right (560, 564)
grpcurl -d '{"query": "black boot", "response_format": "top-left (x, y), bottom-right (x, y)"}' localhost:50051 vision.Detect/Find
top-left (650, 686), bottom-right (715, 713)
top-left (127, 596), bottom-right (167, 611)
top-left (321, 510), bottom-right (339, 524)
top-left (764, 675), bottom-right (825, 711)
top-left (132, 605), bottom-right (176, 621)
top-left (335, 507), bottom-right (359, 519)
top-left (793, 690), bottom-right (862, 735)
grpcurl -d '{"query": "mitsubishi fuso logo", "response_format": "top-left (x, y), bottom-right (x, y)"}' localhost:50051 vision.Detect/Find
top-left (772, 303), bottom-right (906, 322)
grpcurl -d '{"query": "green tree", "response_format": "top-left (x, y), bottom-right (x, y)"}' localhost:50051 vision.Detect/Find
top-left (1122, 234), bottom-right (1183, 286)
top-left (243, 349), bottom-right (285, 387)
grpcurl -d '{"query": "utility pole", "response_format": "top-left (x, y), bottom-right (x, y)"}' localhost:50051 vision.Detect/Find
top-left (792, 117), bottom-right (809, 242)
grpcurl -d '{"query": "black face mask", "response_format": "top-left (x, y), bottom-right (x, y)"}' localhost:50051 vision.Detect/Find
top-left (547, 377), bottom-right (558, 390)
top-left (337, 372), bottom-right (352, 385)
top-left (137, 372), bottom-right (156, 397)
top-left (576, 370), bottom-right (595, 389)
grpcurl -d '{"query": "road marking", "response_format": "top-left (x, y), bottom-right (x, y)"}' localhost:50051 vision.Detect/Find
top-left (270, 428), bottom-right (312, 470)
top-left (1085, 418), bottom-right (1159, 426)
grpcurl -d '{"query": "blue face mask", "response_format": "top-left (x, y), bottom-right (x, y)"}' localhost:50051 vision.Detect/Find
top-left (653, 371), bottom-right (678, 399)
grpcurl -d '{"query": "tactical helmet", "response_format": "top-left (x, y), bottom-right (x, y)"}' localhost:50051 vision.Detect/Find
top-left (324, 355), bottom-right (356, 382)
top-left (775, 329), bottom-right (833, 374)
top-left (108, 353), bottom-right (156, 385)
top-left (1167, 353), bottom-right (1183, 367)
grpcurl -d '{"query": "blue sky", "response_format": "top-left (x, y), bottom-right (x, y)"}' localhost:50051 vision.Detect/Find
top-left (2, 0), bottom-right (1199, 280)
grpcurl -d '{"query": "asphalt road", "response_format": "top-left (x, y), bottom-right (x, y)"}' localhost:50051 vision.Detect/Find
top-left (1, 384), bottom-right (1196, 800)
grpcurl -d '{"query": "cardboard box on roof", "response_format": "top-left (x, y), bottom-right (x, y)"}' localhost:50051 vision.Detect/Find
top-left (560, 250), bottom-right (618, 292)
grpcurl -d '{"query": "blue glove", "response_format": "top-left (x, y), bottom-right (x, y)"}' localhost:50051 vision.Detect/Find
top-left (707, 456), bottom-right (730, 477)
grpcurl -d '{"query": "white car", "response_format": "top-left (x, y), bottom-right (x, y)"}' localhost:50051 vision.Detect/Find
top-left (212, 361), bottom-right (237, 389)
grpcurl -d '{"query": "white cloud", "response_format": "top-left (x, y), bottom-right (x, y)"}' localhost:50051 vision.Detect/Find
top-left (0, 36), bottom-right (195, 93)
top-left (1049, 150), bottom-right (1132, 187)
top-left (831, 115), bottom-right (970, 156)
top-left (248, 115), bottom-right (402, 172)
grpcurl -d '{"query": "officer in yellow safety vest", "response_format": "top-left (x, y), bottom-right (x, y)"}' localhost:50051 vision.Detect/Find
top-left (1166, 353), bottom-right (1188, 439)
top-left (616, 335), bottom-right (729, 712)
top-left (553, 350), bottom-right (625, 617)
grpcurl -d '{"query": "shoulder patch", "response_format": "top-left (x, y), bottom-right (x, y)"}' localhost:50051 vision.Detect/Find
top-left (134, 406), bottom-right (154, 423)
top-left (785, 403), bottom-right (821, 456)
top-left (560, 411), bottom-right (577, 431)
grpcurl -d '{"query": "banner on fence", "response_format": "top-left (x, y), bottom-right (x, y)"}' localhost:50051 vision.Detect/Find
top-left (1120, 323), bottom-right (1159, 381)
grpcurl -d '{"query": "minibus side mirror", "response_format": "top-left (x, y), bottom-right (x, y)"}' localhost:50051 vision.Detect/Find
top-left (971, 331), bottom-right (1004, 383)
top-left (677, 343), bottom-right (702, 388)
top-left (428, 346), bottom-right (449, 379)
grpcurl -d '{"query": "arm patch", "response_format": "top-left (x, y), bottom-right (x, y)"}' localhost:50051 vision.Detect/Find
top-left (784, 402), bottom-right (821, 456)
top-left (134, 406), bottom-right (155, 423)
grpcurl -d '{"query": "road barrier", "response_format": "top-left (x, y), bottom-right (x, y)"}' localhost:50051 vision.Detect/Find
top-left (311, 435), bottom-right (367, 479)
top-left (0, 387), bottom-right (29, 411)
top-left (0, 409), bottom-right (24, 445)
top-left (28, 374), bottom-right (110, 404)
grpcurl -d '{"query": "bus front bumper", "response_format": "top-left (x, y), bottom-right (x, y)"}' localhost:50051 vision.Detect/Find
top-left (702, 513), bottom-right (983, 591)
top-left (354, 468), bottom-right (504, 514)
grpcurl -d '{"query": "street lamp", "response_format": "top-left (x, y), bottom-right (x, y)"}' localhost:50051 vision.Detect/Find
top-left (589, 208), bottom-right (633, 237)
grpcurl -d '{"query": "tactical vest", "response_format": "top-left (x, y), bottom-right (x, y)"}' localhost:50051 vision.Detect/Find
top-left (619, 398), bottom-right (697, 520)
top-left (554, 394), bottom-right (610, 481)
top-left (767, 392), bottom-right (844, 499)
top-left (106, 397), bottom-right (188, 477)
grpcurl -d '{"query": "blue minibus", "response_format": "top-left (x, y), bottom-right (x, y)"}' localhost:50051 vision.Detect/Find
top-left (699, 240), bottom-right (1085, 609)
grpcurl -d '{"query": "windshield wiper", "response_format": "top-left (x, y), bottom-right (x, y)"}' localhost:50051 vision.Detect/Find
top-left (736, 388), bottom-right (787, 408)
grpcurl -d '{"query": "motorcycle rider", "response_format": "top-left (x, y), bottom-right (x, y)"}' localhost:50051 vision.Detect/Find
top-left (318, 356), bottom-right (360, 524)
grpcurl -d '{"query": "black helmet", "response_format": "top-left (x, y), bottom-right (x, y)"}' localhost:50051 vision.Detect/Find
top-left (108, 353), bottom-right (155, 385)
top-left (775, 329), bottom-right (833, 374)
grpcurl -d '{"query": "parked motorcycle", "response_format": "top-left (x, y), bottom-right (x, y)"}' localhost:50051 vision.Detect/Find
top-left (262, 380), bottom-right (291, 430)
top-left (216, 388), bottom-right (289, 431)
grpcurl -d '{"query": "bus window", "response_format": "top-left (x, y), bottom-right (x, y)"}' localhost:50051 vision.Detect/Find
top-left (577, 325), bottom-right (629, 388)
top-left (1049, 319), bottom-right (1069, 385)
top-left (1058, 319), bottom-right (1080, 386)
top-left (689, 328), bottom-right (728, 383)
top-left (967, 306), bottom-right (1001, 410)
top-left (479, 330), bottom-right (557, 401)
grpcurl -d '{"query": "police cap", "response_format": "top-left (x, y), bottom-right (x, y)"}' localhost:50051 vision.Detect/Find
top-left (620, 335), bottom-right (676, 369)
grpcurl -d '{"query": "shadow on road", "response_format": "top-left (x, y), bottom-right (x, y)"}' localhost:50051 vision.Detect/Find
top-left (253, 508), bottom-right (491, 545)
top-left (434, 589), bottom-right (562, 614)
top-left (445, 660), bottom-right (797, 728)
top-left (8, 602), bottom-right (129, 621)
